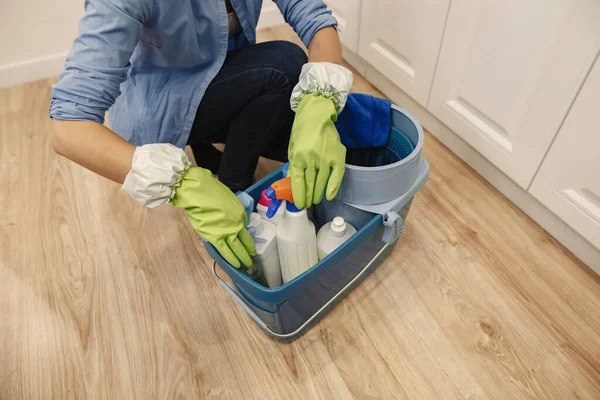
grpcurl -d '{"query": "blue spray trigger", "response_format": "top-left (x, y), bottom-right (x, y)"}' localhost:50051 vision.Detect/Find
top-left (266, 201), bottom-right (282, 218)
top-left (265, 187), bottom-right (282, 218)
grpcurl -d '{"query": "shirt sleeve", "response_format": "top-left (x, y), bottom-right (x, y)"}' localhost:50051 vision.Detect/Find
top-left (49, 0), bottom-right (152, 124)
top-left (274, 0), bottom-right (338, 47)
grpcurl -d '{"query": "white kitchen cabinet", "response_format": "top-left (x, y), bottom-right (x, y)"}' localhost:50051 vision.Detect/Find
top-left (428, 0), bottom-right (600, 189)
top-left (358, 0), bottom-right (450, 107)
top-left (325, 0), bottom-right (362, 53)
top-left (529, 56), bottom-right (600, 250)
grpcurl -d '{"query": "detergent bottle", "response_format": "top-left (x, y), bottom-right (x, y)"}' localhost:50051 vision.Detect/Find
top-left (317, 217), bottom-right (357, 260)
top-left (248, 213), bottom-right (282, 288)
top-left (265, 177), bottom-right (318, 284)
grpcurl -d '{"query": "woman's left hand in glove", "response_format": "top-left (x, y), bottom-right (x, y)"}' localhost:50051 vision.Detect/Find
top-left (288, 62), bottom-right (353, 209)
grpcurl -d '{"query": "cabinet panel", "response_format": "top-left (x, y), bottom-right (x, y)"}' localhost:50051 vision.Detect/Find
top-left (530, 55), bottom-right (600, 250)
top-left (325, 0), bottom-right (361, 53)
top-left (429, 0), bottom-right (600, 188)
top-left (358, 0), bottom-right (450, 106)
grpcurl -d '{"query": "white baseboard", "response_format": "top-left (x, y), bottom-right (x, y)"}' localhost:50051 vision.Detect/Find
top-left (0, 52), bottom-right (67, 89)
top-left (257, 3), bottom-right (285, 30)
top-left (358, 63), bottom-right (600, 274)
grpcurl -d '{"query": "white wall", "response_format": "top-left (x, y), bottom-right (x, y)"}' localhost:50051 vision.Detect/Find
top-left (0, 0), bottom-right (84, 88)
top-left (0, 1), bottom-right (284, 89)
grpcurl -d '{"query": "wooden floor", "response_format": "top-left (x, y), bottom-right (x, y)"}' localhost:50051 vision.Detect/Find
top-left (1, 25), bottom-right (600, 400)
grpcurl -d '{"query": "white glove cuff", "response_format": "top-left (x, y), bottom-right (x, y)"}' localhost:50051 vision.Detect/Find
top-left (122, 144), bottom-right (191, 208)
top-left (290, 62), bottom-right (353, 114)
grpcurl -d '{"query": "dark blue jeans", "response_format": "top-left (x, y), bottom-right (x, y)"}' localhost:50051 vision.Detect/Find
top-left (188, 41), bottom-right (307, 191)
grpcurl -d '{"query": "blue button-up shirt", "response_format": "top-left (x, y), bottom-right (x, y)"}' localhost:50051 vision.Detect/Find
top-left (49, 0), bottom-right (336, 148)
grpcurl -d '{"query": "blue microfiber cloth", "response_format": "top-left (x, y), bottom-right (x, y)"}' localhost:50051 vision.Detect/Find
top-left (335, 93), bottom-right (391, 148)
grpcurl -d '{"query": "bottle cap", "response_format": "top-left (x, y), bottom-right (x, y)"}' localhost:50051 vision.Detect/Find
top-left (286, 201), bottom-right (302, 213)
top-left (330, 217), bottom-right (347, 237)
top-left (258, 189), bottom-right (271, 208)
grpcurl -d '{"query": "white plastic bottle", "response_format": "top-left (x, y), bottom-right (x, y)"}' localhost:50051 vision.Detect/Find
top-left (276, 202), bottom-right (319, 283)
top-left (317, 217), bottom-right (357, 260)
top-left (248, 213), bottom-right (282, 288)
top-left (256, 189), bottom-right (285, 226)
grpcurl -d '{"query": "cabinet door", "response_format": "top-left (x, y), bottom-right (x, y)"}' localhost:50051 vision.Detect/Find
top-left (325, 0), bottom-right (362, 53)
top-left (429, 0), bottom-right (600, 188)
top-left (358, 0), bottom-right (450, 107)
top-left (529, 56), bottom-right (600, 250)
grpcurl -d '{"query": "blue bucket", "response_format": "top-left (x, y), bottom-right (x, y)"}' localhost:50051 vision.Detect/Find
top-left (206, 106), bottom-right (429, 342)
top-left (339, 105), bottom-right (425, 205)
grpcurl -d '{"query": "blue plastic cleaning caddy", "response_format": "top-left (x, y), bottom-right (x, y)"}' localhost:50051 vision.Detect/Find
top-left (205, 105), bottom-right (430, 342)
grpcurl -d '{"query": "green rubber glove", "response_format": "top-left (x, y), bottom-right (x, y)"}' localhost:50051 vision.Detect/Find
top-left (288, 93), bottom-right (347, 209)
top-left (170, 168), bottom-right (256, 268)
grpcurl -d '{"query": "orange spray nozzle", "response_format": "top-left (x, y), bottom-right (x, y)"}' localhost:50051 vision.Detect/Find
top-left (270, 177), bottom-right (294, 202)
top-left (265, 177), bottom-right (295, 218)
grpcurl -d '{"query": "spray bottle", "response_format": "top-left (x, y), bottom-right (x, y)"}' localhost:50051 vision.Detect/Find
top-left (265, 177), bottom-right (318, 283)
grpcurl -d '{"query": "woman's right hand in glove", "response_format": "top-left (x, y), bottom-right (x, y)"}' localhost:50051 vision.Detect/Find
top-left (122, 144), bottom-right (255, 269)
top-left (171, 168), bottom-right (255, 268)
